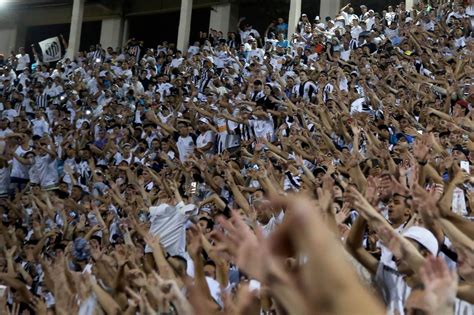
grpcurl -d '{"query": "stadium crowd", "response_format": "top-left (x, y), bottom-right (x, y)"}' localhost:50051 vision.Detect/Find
top-left (0, 0), bottom-right (474, 314)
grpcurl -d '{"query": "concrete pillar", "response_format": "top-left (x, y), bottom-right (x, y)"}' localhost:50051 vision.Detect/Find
top-left (121, 19), bottom-right (130, 49)
top-left (287, 0), bottom-right (301, 39)
top-left (0, 27), bottom-right (17, 55)
top-left (177, 0), bottom-right (193, 52)
top-left (66, 0), bottom-right (85, 60)
top-left (405, 0), bottom-right (418, 11)
top-left (319, 0), bottom-right (341, 20)
top-left (100, 17), bottom-right (124, 50)
top-left (209, 2), bottom-right (239, 35)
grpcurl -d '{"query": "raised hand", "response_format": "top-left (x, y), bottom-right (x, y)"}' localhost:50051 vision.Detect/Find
top-left (365, 175), bottom-right (381, 206)
top-left (345, 186), bottom-right (381, 221)
top-left (451, 169), bottom-right (470, 187)
top-left (335, 203), bottom-right (351, 225)
top-left (411, 184), bottom-right (441, 219)
top-left (212, 212), bottom-right (264, 280)
top-left (30, 296), bottom-right (48, 315)
top-left (187, 225), bottom-right (203, 259)
top-left (4, 245), bottom-right (17, 260)
top-left (406, 257), bottom-right (458, 314)
top-left (317, 175), bottom-right (334, 213)
top-left (144, 233), bottom-right (162, 251)
top-left (374, 225), bottom-right (404, 259)
top-left (413, 134), bottom-right (432, 163)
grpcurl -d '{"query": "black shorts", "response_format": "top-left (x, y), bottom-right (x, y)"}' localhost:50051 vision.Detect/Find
top-left (10, 177), bottom-right (29, 184)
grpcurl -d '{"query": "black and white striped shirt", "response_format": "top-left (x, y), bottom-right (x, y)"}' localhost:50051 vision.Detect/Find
top-left (89, 49), bottom-right (105, 63)
top-left (35, 93), bottom-right (49, 109)
top-left (198, 68), bottom-right (214, 93)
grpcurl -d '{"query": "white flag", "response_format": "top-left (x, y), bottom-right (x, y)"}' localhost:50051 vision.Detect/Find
top-left (39, 36), bottom-right (62, 62)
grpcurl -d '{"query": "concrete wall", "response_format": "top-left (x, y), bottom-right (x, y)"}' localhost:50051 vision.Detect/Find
top-left (0, 27), bottom-right (17, 55)
top-left (209, 2), bottom-right (239, 34)
top-left (100, 17), bottom-right (124, 50)
top-left (319, 0), bottom-right (341, 19)
top-left (0, 7), bottom-right (19, 54)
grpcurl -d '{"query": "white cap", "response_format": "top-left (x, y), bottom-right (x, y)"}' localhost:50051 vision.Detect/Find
top-left (402, 226), bottom-right (439, 256)
top-left (198, 117), bottom-right (210, 124)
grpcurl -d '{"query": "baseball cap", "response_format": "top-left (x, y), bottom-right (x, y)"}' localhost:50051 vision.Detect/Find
top-left (452, 144), bottom-right (469, 158)
top-left (198, 117), bottom-right (210, 124)
top-left (402, 226), bottom-right (438, 256)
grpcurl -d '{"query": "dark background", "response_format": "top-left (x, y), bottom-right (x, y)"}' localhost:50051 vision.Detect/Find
top-left (25, 21), bottom-right (101, 56)
top-left (128, 8), bottom-right (211, 49)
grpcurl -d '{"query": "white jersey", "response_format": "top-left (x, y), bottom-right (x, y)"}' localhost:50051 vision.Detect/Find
top-left (31, 119), bottom-right (50, 137)
top-left (11, 146), bottom-right (31, 179)
top-left (196, 130), bottom-right (215, 155)
top-left (455, 300), bottom-right (474, 315)
top-left (16, 53), bottom-right (30, 71)
top-left (176, 135), bottom-right (195, 162)
top-left (32, 154), bottom-right (58, 188)
top-left (261, 210), bottom-right (285, 237)
top-left (376, 262), bottom-right (474, 315)
top-left (375, 262), bottom-right (410, 315)
top-left (145, 202), bottom-right (197, 256)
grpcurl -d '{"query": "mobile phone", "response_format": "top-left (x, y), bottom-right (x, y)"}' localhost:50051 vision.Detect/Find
top-left (460, 161), bottom-right (470, 174)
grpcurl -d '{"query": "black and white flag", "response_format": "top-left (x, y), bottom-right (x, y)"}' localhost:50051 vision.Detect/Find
top-left (39, 37), bottom-right (62, 62)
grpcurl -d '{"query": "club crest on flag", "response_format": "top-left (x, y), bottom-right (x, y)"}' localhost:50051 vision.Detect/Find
top-left (39, 37), bottom-right (62, 62)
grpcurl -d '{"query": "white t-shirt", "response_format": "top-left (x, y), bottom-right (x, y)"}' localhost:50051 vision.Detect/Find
top-left (31, 119), bottom-right (50, 137)
top-left (170, 57), bottom-right (184, 68)
top-left (16, 53), bottom-right (30, 71)
top-left (32, 153), bottom-right (58, 188)
top-left (145, 202), bottom-right (197, 256)
top-left (261, 210), bottom-right (285, 237)
top-left (375, 262), bottom-right (410, 315)
top-left (0, 128), bottom-right (13, 138)
top-left (22, 97), bottom-right (34, 114)
top-left (196, 130), bottom-right (215, 153)
top-left (11, 146), bottom-right (31, 179)
top-left (176, 135), bottom-right (195, 162)
top-left (187, 45), bottom-right (200, 56)
top-left (351, 25), bottom-right (364, 40)
top-left (454, 37), bottom-right (466, 49)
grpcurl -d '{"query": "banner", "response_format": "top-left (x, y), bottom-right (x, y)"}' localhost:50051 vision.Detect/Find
top-left (39, 37), bottom-right (61, 62)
